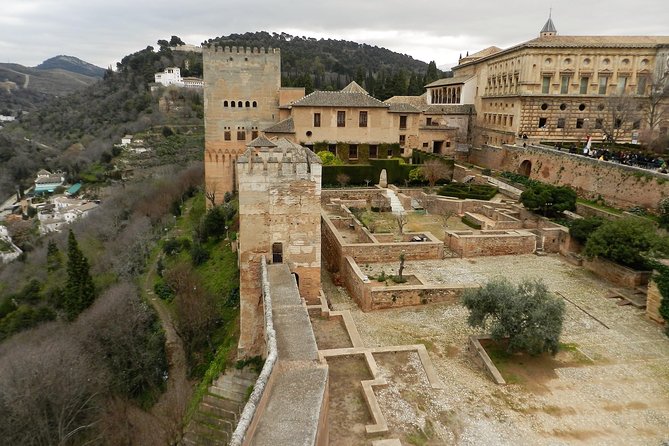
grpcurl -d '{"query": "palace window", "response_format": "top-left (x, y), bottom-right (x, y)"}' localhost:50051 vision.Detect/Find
top-left (328, 144), bottom-right (337, 154)
top-left (251, 130), bottom-right (258, 140)
top-left (224, 130), bottom-right (231, 141)
top-left (313, 112), bottom-right (321, 127)
top-left (557, 118), bottom-right (566, 129)
top-left (617, 76), bottom-right (628, 95)
top-left (560, 75), bottom-right (570, 94)
top-left (359, 111), bottom-right (368, 127)
top-left (598, 76), bottom-right (608, 95)
top-left (637, 76), bottom-right (647, 95)
top-left (633, 120), bottom-right (641, 130)
top-left (237, 128), bottom-right (246, 140)
top-left (399, 135), bottom-right (406, 146)
top-left (576, 118), bottom-right (584, 129)
top-left (337, 111), bottom-right (346, 127)
top-left (542, 76), bottom-right (551, 94)
top-left (349, 144), bottom-right (358, 159)
top-left (580, 77), bottom-right (589, 94)
top-left (595, 118), bottom-right (603, 129)
top-left (538, 117), bottom-right (547, 128)
top-left (369, 145), bottom-right (378, 158)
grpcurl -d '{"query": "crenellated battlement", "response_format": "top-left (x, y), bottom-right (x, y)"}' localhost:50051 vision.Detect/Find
top-left (205, 45), bottom-right (280, 55)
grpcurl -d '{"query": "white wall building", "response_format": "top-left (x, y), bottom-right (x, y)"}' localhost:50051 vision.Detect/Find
top-left (155, 67), bottom-right (184, 87)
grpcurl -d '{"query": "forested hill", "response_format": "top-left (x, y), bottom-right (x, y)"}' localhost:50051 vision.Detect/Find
top-left (0, 40), bottom-right (204, 198)
top-left (205, 31), bottom-right (446, 99)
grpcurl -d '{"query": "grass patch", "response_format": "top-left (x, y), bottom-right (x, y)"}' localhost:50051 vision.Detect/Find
top-left (406, 419), bottom-right (436, 446)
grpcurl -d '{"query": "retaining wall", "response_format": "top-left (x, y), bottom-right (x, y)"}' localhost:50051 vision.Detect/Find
top-left (583, 257), bottom-right (652, 288)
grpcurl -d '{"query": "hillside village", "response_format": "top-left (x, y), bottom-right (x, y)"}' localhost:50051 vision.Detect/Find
top-left (0, 16), bottom-right (669, 446)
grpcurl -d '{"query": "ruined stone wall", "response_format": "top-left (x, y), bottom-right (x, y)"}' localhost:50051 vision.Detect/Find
top-left (447, 230), bottom-right (536, 257)
top-left (204, 46), bottom-right (282, 202)
top-left (342, 256), bottom-right (473, 311)
top-left (321, 214), bottom-right (344, 272)
top-left (368, 286), bottom-right (469, 311)
top-left (321, 189), bottom-right (386, 204)
top-left (341, 256), bottom-right (371, 309)
top-left (470, 144), bottom-right (669, 211)
top-left (583, 257), bottom-right (652, 288)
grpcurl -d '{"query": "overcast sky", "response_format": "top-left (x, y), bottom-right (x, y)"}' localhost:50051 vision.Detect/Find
top-left (1, 0), bottom-right (667, 70)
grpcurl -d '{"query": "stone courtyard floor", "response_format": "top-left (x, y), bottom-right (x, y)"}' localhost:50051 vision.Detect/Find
top-left (321, 254), bottom-right (669, 445)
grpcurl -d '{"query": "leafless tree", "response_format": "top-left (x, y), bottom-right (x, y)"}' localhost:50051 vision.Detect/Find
top-left (0, 323), bottom-right (107, 445)
top-left (420, 159), bottom-right (451, 188)
top-left (640, 74), bottom-right (669, 145)
top-left (205, 180), bottom-right (218, 208)
top-left (396, 211), bottom-right (408, 234)
top-left (597, 94), bottom-right (640, 143)
top-left (336, 173), bottom-right (351, 188)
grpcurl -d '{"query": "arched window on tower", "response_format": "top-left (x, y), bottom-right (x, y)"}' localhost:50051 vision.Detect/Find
top-left (223, 100), bottom-right (228, 107)
top-left (238, 101), bottom-right (243, 108)
top-left (245, 101), bottom-right (250, 107)
top-left (231, 101), bottom-right (236, 108)
top-left (252, 101), bottom-right (258, 107)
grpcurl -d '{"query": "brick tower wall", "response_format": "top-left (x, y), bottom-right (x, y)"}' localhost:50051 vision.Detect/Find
top-left (203, 46), bottom-right (282, 204)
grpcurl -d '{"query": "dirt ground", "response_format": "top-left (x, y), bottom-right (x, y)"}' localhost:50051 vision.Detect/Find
top-left (320, 254), bottom-right (669, 445)
top-left (356, 210), bottom-right (470, 240)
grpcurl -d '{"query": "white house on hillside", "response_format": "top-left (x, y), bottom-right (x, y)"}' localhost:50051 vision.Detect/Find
top-left (154, 67), bottom-right (203, 88)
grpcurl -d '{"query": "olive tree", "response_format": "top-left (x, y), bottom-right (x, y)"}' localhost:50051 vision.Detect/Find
top-left (462, 278), bottom-right (565, 355)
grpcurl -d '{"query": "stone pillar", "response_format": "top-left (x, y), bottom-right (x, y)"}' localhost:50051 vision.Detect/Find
top-left (379, 169), bottom-right (388, 188)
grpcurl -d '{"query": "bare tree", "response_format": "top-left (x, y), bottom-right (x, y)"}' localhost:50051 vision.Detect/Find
top-left (396, 211), bottom-right (408, 234)
top-left (205, 180), bottom-right (218, 207)
top-left (597, 94), bottom-right (640, 143)
top-left (336, 173), bottom-right (351, 188)
top-left (420, 159), bottom-right (451, 188)
top-left (641, 74), bottom-right (669, 144)
top-left (0, 323), bottom-right (107, 445)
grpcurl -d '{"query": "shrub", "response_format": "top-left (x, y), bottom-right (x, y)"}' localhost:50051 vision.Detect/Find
top-left (583, 217), bottom-right (667, 270)
top-left (520, 183), bottom-right (576, 217)
top-left (569, 217), bottom-right (604, 244)
top-left (462, 278), bottom-right (565, 355)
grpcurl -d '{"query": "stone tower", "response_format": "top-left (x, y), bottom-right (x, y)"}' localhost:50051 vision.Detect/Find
top-left (236, 137), bottom-right (322, 356)
top-left (203, 46), bottom-right (282, 204)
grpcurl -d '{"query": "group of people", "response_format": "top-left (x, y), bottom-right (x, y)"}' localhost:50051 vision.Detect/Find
top-left (579, 147), bottom-right (667, 172)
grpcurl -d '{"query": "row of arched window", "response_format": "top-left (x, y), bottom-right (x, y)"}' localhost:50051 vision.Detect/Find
top-left (223, 100), bottom-right (258, 108)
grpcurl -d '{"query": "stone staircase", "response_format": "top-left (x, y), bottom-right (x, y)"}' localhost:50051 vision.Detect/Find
top-left (182, 368), bottom-right (258, 446)
top-left (385, 189), bottom-right (405, 214)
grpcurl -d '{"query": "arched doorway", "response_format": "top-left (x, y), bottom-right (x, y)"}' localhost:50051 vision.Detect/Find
top-left (518, 160), bottom-right (532, 177)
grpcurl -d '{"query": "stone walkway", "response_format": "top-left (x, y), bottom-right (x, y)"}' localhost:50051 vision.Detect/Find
top-left (323, 254), bottom-right (669, 445)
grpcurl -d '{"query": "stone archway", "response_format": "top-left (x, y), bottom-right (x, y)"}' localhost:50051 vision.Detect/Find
top-left (518, 159), bottom-right (532, 177)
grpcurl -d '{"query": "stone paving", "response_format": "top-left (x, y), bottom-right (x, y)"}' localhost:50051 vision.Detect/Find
top-left (323, 254), bottom-right (669, 445)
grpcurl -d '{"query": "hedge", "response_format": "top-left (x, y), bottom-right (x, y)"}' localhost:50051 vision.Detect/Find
top-left (437, 183), bottom-right (498, 200)
top-left (322, 159), bottom-right (415, 186)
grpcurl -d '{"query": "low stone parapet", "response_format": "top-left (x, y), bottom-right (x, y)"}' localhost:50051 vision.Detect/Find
top-left (446, 229), bottom-right (536, 257)
top-left (583, 257), bottom-right (651, 288)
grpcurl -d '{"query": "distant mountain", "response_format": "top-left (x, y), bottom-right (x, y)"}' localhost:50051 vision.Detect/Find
top-left (0, 61), bottom-right (101, 113)
top-left (36, 55), bottom-right (106, 78)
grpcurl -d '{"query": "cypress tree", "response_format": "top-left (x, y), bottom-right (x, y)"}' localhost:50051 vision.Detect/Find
top-left (46, 239), bottom-right (62, 273)
top-left (64, 230), bottom-right (96, 320)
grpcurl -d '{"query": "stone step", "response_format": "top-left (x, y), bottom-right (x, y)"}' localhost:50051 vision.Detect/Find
top-left (228, 367), bottom-right (259, 381)
top-left (191, 420), bottom-right (230, 442)
top-left (200, 402), bottom-right (240, 423)
top-left (215, 374), bottom-right (257, 388)
top-left (202, 394), bottom-right (244, 413)
top-left (184, 422), bottom-right (229, 446)
top-left (209, 385), bottom-right (247, 402)
top-left (193, 411), bottom-right (235, 433)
